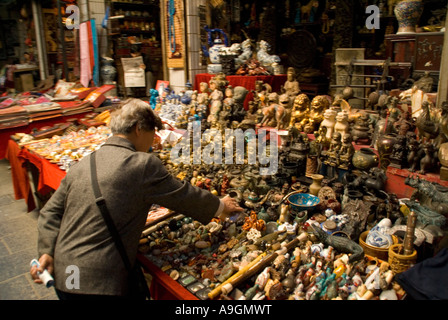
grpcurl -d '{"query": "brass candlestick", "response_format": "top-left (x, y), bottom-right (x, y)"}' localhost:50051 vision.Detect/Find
top-left (403, 211), bottom-right (417, 255)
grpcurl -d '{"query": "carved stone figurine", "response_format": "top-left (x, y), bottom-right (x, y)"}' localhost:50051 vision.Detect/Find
top-left (282, 67), bottom-right (301, 108)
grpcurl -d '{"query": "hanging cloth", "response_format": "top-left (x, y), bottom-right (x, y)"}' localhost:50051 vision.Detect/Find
top-left (79, 21), bottom-right (92, 88)
top-left (91, 19), bottom-right (100, 87)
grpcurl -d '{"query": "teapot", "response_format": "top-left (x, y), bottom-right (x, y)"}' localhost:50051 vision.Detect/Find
top-left (202, 25), bottom-right (229, 64)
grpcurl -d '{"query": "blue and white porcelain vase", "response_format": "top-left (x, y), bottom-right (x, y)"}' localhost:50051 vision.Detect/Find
top-left (209, 38), bottom-right (225, 64)
top-left (394, 0), bottom-right (423, 34)
top-left (100, 56), bottom-right (117, 84)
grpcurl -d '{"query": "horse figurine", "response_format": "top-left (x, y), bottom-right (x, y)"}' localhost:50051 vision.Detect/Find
top-left (301, 0), bottom-right (319, 22)
top-left (260, 93), bottom-right (286, 129)
top-left (257, 40), bottom-right (280, 67)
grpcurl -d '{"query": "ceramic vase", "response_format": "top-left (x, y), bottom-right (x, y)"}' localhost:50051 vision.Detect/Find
top-left (377, 133), bottom-right (397, 170)
top-left (439, 142), bottom-right (448, 180)
top-left (394, 0), bottom-right (423, 34)
top-left (352, 148), bottom-right (379, 171)
top-left (309, 174), bottom-right (324, 196)
top-left (100, 57), bottom-right (117, 84)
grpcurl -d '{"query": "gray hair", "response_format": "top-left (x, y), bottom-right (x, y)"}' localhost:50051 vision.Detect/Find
top-left (109, 98), bottom-right (163, 135)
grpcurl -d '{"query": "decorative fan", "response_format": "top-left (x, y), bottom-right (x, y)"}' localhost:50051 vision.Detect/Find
top-left (286, 29), bottom-right (317, 69)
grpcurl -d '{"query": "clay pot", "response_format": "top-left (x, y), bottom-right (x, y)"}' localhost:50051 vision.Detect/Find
top-left (309, 174), bottom-right (324, 196)
top-left (394, 0), bottom-right (423, 34)
top-left (377, 133), bottom-right (397, 170)
top-left (352, 148), bottom-right (379, 171)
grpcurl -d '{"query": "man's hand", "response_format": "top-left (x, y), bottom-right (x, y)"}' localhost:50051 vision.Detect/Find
top-left (30, 254), bottom-right (54, 284)
top-left (217, 195), bottom-right (244, 220)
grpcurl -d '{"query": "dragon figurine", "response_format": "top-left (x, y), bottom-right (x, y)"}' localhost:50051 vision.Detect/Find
top-left (405, 175), bottom-right (448, 216)
top-left (310, 224), bottom-right (365, 263)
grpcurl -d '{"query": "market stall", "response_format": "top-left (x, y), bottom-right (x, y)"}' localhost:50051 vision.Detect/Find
top-left (8, 66), bottom-right (448, 300)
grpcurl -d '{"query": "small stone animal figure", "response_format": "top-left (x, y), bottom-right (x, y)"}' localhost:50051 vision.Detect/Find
top-left (310, 224), bottom-right (364, 263)
top-left (235, 39), bottom-right (253, 67)
top-left (419, 142), bottom-right (438, 175)
top-left (257, 40), bottom-right (280, 67)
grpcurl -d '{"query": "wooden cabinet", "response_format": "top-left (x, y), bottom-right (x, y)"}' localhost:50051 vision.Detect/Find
top-left (414, 32), bottom-right (444, 73)
top-left (384, 32), bottom-right (444, 89)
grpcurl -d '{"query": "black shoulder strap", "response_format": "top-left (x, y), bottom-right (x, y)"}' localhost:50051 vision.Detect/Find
top-left (90, 152), bottom-right (132, 272)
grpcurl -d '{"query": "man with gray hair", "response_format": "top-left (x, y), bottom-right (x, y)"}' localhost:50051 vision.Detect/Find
top-left (30, 98), bottom-right (242, 300)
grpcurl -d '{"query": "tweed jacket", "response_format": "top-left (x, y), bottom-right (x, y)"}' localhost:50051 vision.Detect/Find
top-left (37, 136), bottom-right (220, 296)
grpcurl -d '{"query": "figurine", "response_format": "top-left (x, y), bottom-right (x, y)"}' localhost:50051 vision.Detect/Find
top-left (235, 39), bottom-right (253, 67)
top-left (256, 40), bottom-right (281, 68)
top-left (304, 95), bottom-right (329, 134)
top-left (260, 92), bottom-right (286, 129)
top-left (218, 86), bottom-right (234, 128)
top-left (198, 82), bottom-right (210, 103)
top-left (406, 131), bottom-right (423, 172)
top-left (416, 101), bottom-right (439, 142)
top-left (207, 79), bottom-right (223, 126)
top-left (389, 134), bottom-right (407, 169)
top-left (289, 93), bottom-right (310, 131)
top-left (419, 142), bottom-right (437, 174)
top-left (195, 94), bottom-right (208, 123)
top-left (320, 108), bottom-right (338, 140)
top-left (351, 112), bottom-right (373, 144)
top-left (322, 132), bottom-right (342, 171)
top-left (282, 67), bottom-right (301, 107)
top-left (338, 133), bottom-right (355, 170)
top-left (334, 111), bottom-right (350, 136)
top-left (231, 86), bottom-right (249, 123)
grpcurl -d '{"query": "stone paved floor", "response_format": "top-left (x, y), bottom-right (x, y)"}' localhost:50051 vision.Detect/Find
top-left (0, 159), bottom-right (58, 300)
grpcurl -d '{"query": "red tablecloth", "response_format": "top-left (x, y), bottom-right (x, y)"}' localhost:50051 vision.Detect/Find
top-left (6, 139), bottom-right (66, 212)
top-left (194, 73), bottom-right (287, 109)
top-left (385, 166), bottom-right (448, 199)
top-left (6, 139), bottom-right (36, 211)
top-left (137, 253), bottom-right (198, 300)
top-left (0, 112), bottom-right (91, 160)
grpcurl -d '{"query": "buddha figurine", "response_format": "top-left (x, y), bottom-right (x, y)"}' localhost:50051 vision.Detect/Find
top-left (304, 95), bottom-right (330, 134)
top-left (338, 133), bottom-right (355, 170)
top-left (282, 67), bottom-right (301, 107)
top-left (323, 131), bottom-right (342, 168)
top-left (289, 93), bottom-right (310, 131)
